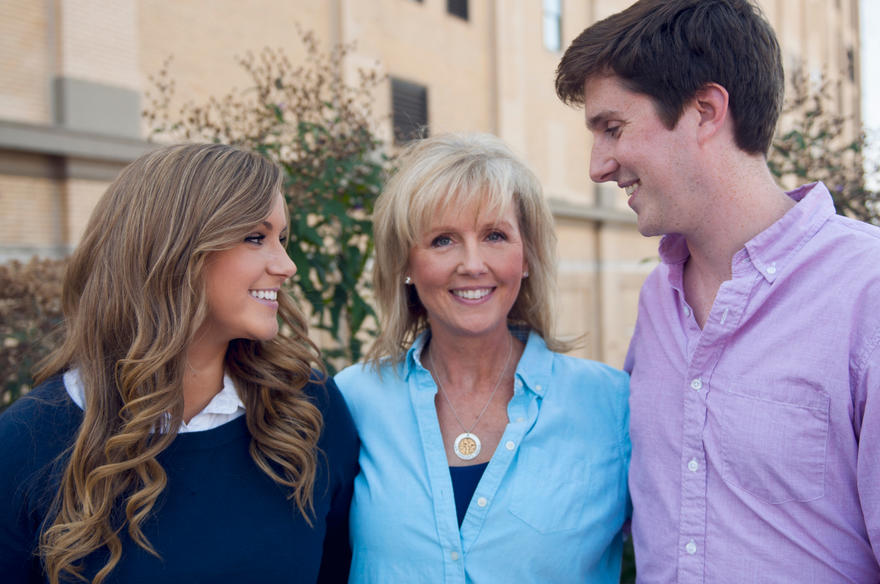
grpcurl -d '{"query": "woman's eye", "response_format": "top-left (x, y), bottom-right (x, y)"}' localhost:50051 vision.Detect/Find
top-left (431, 235), bottom-right (452, 247)
top-left (245, 234), bottom-right (266, 244)
top-left (486, 230), bottom-right (507, 242)
top-left (279, 234), bottom-right (288, 246)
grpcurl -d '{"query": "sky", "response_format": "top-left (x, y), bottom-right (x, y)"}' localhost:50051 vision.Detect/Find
top-left (862, 0), bottom-right (879, 186)
top-left (862, 1), bottom-right (879, 132)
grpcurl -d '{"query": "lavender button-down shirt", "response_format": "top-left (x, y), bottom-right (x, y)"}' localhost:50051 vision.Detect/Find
top-left (625, 182), bottom-right (880, 583)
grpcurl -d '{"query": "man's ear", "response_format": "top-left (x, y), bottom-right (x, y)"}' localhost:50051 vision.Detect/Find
top-left (693, 83), bottom-right (730, 144)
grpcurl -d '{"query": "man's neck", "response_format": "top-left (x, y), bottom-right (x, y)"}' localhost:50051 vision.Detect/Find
top-left (681, 158), bottom-right (795, 327)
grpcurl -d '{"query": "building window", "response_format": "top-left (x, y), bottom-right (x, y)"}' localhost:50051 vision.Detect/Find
top-left (391, 78), bottom-right (428, 144)
top-left (543, 0), bottom-right (562, 52)
top-left (447, 0), bottom-right (468, 21)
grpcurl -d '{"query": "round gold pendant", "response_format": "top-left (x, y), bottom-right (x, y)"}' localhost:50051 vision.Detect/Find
top-left (453, 432), bottom-right (481, 460)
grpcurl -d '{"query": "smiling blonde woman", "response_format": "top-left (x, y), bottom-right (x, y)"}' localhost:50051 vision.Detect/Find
top-left (335, 132), bottom-right (631, 584)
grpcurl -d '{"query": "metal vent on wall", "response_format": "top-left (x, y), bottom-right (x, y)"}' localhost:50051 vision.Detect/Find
top-left (391, 78), bottom-right (428, 144)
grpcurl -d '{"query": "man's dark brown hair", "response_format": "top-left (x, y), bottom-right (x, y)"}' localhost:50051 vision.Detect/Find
top-left (555, 0), bottom-right (784, 155)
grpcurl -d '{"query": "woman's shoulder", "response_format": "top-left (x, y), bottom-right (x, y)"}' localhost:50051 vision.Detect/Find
top-left (335, 359), bottom-right (391, 382)
top-left (300, 371), bottom-right (358, 445)
top-left (0, 375), bottom-right (80, 436)
top-left (334, 360), bottom-right (400, 396)
top-left (333, 360), bottom-right (410, 428)
top-left (300, 370), bottom-right (349, 415)
top-left (0, 376), bottom-right (79, 499)
top-left (551, 351), bottom-right (629, 388)
top-left (536, 349), bottom-right (630, 421)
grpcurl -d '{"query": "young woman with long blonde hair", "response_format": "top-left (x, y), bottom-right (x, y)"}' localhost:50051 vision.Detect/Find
top-left (0, 143), bottom-right (358, 583)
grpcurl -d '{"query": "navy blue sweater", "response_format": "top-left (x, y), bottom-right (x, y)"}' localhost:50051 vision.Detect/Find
top-left (0, 375), bottom-right (359, 583)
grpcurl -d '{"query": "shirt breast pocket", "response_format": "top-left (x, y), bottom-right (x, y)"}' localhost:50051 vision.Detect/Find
top-left (508, 443), bottom-right (624, 533)
top-left (711, 385), bottom-right (829, 504)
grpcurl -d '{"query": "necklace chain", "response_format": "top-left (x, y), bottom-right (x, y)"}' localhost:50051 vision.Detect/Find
top-left (428, 335), bottom-right (513, 459)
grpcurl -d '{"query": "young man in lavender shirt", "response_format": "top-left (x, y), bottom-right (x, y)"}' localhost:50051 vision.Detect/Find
top-left (556, 0), bottom-right (879, 581)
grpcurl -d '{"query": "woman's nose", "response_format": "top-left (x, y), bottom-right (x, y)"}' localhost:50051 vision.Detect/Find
top-left (270, 245), bottom-right (297, 280)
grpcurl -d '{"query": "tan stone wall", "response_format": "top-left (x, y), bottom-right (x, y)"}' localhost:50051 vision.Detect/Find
top-left (65, 178), bottom-right (111, 244)
top-left (0, 0), bottom-right (53, 124)
top-left (555, 217), bottom-right (600, 359)
top-left (0, 173), bottom-right (65, 254)
top-left (58, 0), bottom-right (140, 89)
top-left (137, 0), bottom-right (333, 136)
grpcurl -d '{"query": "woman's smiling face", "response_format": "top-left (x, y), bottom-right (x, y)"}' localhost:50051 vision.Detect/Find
top-left (406, 199), bottom-right (527, 341)
top-left (198, 192), bottom-right (296, 345)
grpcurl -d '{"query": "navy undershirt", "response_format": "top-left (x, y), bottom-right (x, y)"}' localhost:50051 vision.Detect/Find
top-left (449, 462), bottom-right (489, 526)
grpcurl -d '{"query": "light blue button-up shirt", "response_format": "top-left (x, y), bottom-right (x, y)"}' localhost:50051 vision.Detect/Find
top-left (336, 329), bottom-right (631, 584)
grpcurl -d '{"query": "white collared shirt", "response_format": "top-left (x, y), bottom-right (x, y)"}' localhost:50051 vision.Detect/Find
top-left (63, 368), bottom-right (246, 432)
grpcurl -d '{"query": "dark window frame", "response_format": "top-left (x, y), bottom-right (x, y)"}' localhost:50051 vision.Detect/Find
top-left (391, 77), bottom-right (428, 144)
top-left (447, 0), bottom-right (468, 21)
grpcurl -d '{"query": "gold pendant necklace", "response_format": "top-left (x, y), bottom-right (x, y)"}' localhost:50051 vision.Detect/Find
top-left (428, 336), bottom-right (513, 461)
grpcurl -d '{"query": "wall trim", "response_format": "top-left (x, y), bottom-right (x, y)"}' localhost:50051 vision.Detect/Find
top-left (0, 119), bottom-right (154, 163)
top-left (548, 196), bottom-right (637, 225)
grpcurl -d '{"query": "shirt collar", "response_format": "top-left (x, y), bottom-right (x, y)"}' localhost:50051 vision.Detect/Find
top-left (657, 182), bottom-right (835, 283)
top-left (513, 329), bottom-right (553, 399)
top-left (740, 182), bottom-right (833, 282)
top-left (403, 327), bottom-right (552, 398)
top-left (404, 331), bottom-right (431, 381)
top-left (196, 374), bottom-right (245, 416)
top-left (63, 368), bottom-right (245, 430)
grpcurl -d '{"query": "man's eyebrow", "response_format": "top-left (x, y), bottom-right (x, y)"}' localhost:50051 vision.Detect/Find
top-left (586, 110), bottom-right (618, 131)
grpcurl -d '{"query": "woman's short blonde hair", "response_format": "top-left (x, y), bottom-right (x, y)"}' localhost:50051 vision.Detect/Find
top-left (366, 132), bottom-right (570, 364)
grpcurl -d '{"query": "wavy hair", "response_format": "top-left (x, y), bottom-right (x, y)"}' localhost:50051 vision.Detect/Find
top-left (366, 132), bottom-right (571, 366)
top-left (34, 143), bottom-right (324, 584)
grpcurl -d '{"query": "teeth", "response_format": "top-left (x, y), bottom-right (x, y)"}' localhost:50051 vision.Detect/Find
top-left (454, 289), bottom-right (491, 300)
top-left (624, 182), bottom-right (639, 196)
top-left (250, 290), bottom-right (277, 301)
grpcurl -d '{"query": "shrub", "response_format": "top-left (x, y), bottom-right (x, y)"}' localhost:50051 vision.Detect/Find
top-left (0, 257), bottom-right (66, 410)
top-left (769, 67), bottom-right (879, 225)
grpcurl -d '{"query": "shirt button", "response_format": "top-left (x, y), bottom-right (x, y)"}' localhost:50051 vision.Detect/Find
top-left (477, 497), bottom-right (488, 507)
top-left (684, 305), bottom-right (691, 317)
top-left (505, 440), bottom-right (515, 450)
top-left (535, 385), bottom-right (543, 392)
top-left (688, 459), bottom-right (699, 472)
top-left (690, 378), bottom-right (703, 391)
top-left (686, 540), bottom-right (697, 555)
top-left (766, 265), bottom-right (777, 275)
top-left (450, 551), bottom-right (459, 561)
top-left (515, 417), bottom-right (525, 423)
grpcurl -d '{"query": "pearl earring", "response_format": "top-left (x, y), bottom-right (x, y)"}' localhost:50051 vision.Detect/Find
top-left (523, 271), bottom-right (529, 278)
top-left (404, 276), bottom-right (412, 285)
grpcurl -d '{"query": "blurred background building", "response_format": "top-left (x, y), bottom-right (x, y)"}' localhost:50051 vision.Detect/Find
top-left (0, 0), bottom-right (863, 366)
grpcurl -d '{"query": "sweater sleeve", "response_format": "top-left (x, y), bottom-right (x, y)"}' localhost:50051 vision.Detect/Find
top-left (312, 374), bottom-right (360, 584)
top-left (0, 378), bottom-right (78, 583)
